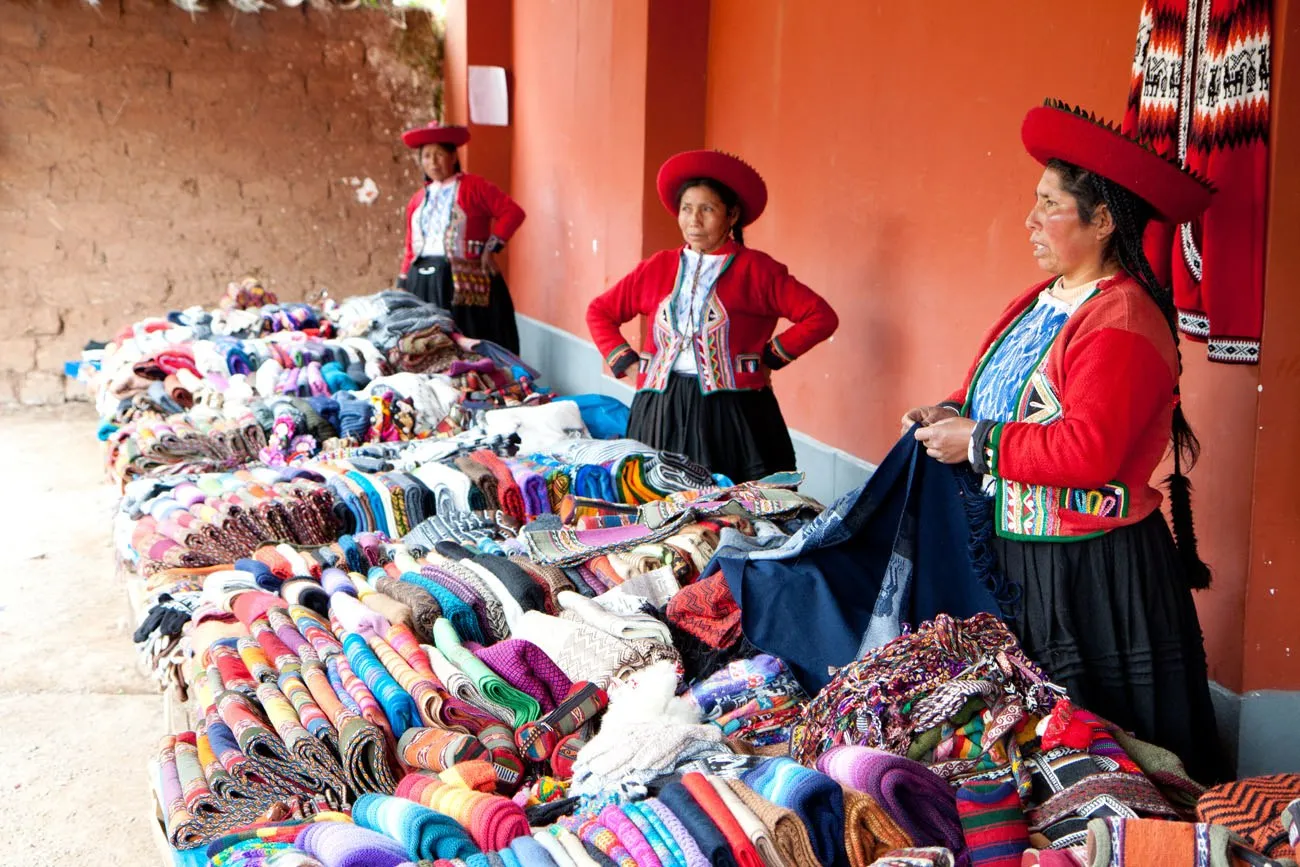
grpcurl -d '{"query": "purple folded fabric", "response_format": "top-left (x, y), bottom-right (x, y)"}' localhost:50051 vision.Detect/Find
top-left (294, 821), bottom-right (409, 867)
top-left (321, 567), bottom-right (358, 597)
top-left (474, 639), bottom-right (574, 713)
top-left (516, 469), bottom-right (552, 519)
top-left (816, 745), bottom-right (966, 861)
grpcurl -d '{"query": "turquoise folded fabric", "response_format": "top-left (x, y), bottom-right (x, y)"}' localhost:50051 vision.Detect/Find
top-left (400, 570), bottom-right (484, 644)
top-left (351, 792), bottom-right (481, 861)
top-left (341, 633), bottom-right (421, 737)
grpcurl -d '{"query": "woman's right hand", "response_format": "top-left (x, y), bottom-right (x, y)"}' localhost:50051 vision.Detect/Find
top-left (900, 404), bottom-right (959, 436)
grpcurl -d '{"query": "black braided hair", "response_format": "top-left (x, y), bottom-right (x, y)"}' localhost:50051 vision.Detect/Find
top-left (675, 178), bottom-right (745, 246)
top-left (1047, 158), bottom-right (1211, 589)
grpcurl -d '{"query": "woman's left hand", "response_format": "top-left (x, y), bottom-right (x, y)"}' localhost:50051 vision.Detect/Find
top-left (914, 416), bottom-right (977, 464)
top-left (480, 249), bottom-right (499, 277)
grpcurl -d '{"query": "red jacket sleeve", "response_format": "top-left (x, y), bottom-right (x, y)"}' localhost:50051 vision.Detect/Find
top-left (766, 271), bottom-right (839, 362)
top-left (586, 256), bottom-right (662, 366)
top-left (463, 175), bottom-right (526, 242)
top-left (398, 189), bottom-right (422, 277)
top-left (987, 327), bottom-right (1174, 490)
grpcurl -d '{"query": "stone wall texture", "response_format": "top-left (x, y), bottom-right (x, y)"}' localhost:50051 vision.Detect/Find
top-left (0, 0), bottom-right (439, 403)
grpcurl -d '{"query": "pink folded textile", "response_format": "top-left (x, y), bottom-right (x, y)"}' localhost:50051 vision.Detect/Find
top-left (332, 592), bottom-right (392, 636)
top-left (231, 590), bottom-right (283, 628)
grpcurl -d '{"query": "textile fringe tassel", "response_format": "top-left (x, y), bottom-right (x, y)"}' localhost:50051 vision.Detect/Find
top-left (1165, 426), bottom-right (1212, 590)
top-left (955, 469), bottom-right (1020, 618)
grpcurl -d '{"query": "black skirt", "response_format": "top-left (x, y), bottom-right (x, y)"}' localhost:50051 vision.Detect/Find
top-left (406, 255), bottom-right (520, 354)
top-left (626, 372), bottom-right (797, 484)
top-left (994, 511), bottom-right (1226, 783)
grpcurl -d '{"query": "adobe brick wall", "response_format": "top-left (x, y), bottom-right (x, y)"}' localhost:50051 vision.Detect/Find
top-left (0, 0), bottom-right (439, 404)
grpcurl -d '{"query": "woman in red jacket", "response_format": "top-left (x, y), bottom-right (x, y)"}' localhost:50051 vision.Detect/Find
top-left (904, 101), bottom-right (1222, 781)
top-left (586, 150), bottom-right (839, 483)
top-left (397, 122), bottom-right (525, 353)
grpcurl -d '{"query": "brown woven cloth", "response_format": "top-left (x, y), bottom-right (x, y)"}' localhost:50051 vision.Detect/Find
top-left (725, 777), bottom-right (820, 867)
top-left (454, 456), bottom-right (499, 512)
top-left (509, 557), bottom-right (572, 615)
top-left (841, 785), bottom-right (913, 866)
top-left (359, 591), bottom-right (416, 634)
top-left (1197, 774), bottom-right (1300, 858)
top-left (726, 738), bottom-right (791, 759)
top-left (374, 575), bottom-right (441, 643)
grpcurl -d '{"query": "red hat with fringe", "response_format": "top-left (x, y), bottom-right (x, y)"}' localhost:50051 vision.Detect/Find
top-left (401, 123), bottom-right (471, 150)
top-left (1021, 99), bottom-right (1214, 223)
top-left (657, 150), bottom-right (768, 227)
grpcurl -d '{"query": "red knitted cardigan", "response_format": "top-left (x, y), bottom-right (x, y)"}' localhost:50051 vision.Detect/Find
top-left (1122, 0), bottom-right (1271, 364)
top-left (586, 239), bottom-right (838, 394)
top-left (947, 274), bottom-right (1179, 540)
top-left (399, 173), bottom-right (526, 278)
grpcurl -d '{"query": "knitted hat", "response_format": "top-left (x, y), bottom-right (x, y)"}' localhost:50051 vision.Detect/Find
top-left (1021, 99), bottom-right (1214, 223)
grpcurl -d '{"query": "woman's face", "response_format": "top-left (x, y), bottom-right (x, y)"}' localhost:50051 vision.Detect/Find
top-left (677, 185), bottom-right (738, 254)
top-left (1025, 168), bottom-right (1109, 279)
top-left (421, 145), bottom-right (458, 182)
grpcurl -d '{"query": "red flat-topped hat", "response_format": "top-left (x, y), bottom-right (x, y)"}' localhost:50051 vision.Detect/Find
top-left (1021, 98), bottom-right (1214, 223)
top-left (401, 122), bottom-right (471, 150)
top-left (657, 149), bottom-right (768, 227)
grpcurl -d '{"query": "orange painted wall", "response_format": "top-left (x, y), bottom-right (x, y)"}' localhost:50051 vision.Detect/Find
top-left (488, 0), bottom-right (1277, 690)
top-left (702, 0), bottom-right (1262, 690)
top-left (1243, 0), bottom-right (1300, 692)
top-left (506, 0), bottom-right (650, 336)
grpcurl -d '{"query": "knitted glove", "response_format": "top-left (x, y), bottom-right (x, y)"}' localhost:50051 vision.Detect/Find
top-left (133, 593), bottom-right (198, 644)
top-left (514, 681), bottom-right (608, 762)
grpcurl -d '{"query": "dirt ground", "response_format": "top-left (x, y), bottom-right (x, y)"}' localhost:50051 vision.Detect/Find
top-left (0, 403), bottom-right (163, 866)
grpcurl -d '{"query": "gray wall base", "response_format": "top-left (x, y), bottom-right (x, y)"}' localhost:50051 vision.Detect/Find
top-left (518, 313), bottom-right (874, 506)
top-left (1212, 683), bottom-right (1300, 778)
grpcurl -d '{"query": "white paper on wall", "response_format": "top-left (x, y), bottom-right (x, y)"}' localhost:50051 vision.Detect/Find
top-left (467, 66), bottom-right (509, 127)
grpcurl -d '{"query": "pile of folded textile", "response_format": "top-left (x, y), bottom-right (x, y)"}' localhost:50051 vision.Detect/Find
top-left (100, 281), bottom-right (1294, 867)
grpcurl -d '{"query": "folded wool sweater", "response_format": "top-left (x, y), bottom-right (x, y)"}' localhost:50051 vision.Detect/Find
top-left (293, 821), bottom-right (408, 867)
top-left (396, 765), bottom-right (531, 850)
top-left (351, 792), bottom-right (481, 861)
top-left (815, 746), bottom-right (964, 861)
top-left (742, 758), bottom-right (848, 867)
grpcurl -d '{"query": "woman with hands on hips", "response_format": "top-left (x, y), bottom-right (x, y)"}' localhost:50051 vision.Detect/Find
top-left (397, 122), bottom-right (525, 353)
top-left (586, 150), bottom-right (838, 483)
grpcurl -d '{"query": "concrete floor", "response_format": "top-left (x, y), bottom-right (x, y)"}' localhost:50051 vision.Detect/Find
top-left (0, 404), bottom-right (163, 866)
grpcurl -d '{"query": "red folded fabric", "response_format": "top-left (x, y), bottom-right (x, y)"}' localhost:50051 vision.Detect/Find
top-left (666, 572), bottom-right (742, 648)
top-left (471, 450), bottom-right (527, 523)
top-left (682, 772), bottom-right (764, 867)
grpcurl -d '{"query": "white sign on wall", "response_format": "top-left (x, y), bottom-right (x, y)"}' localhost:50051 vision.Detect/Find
top-left (467, 66), bottom-right (509, 127)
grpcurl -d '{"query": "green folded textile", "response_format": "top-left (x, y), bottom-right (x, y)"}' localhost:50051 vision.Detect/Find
top-left (432, 618), bottom-right (541, 727)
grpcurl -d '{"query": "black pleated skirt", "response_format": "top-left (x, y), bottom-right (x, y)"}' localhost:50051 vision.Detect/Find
top-left (994, 510), bottom-right (1226, 783)
top-left (626, 372), bottom-right (797, 484)
top-left (406, 255), bottom-right (520, 354)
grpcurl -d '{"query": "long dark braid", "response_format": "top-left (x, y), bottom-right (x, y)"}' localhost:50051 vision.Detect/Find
top-left (1049, 159), bottom-right (1212, 589)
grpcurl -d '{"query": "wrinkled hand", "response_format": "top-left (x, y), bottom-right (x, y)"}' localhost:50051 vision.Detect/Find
top-left (899, 404), bottom-right (958, 436)
top-left (480, 249), bottom-right (499, 277)
top-left (914, 416), bottom-right (977, 464)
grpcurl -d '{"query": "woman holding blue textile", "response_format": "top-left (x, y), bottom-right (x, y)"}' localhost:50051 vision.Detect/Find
top-left (903, 101), bottom-right (1221, 782)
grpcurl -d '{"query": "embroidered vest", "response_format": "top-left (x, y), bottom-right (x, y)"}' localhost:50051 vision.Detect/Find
top-left (966, 291), bottom-right (1131, 540)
